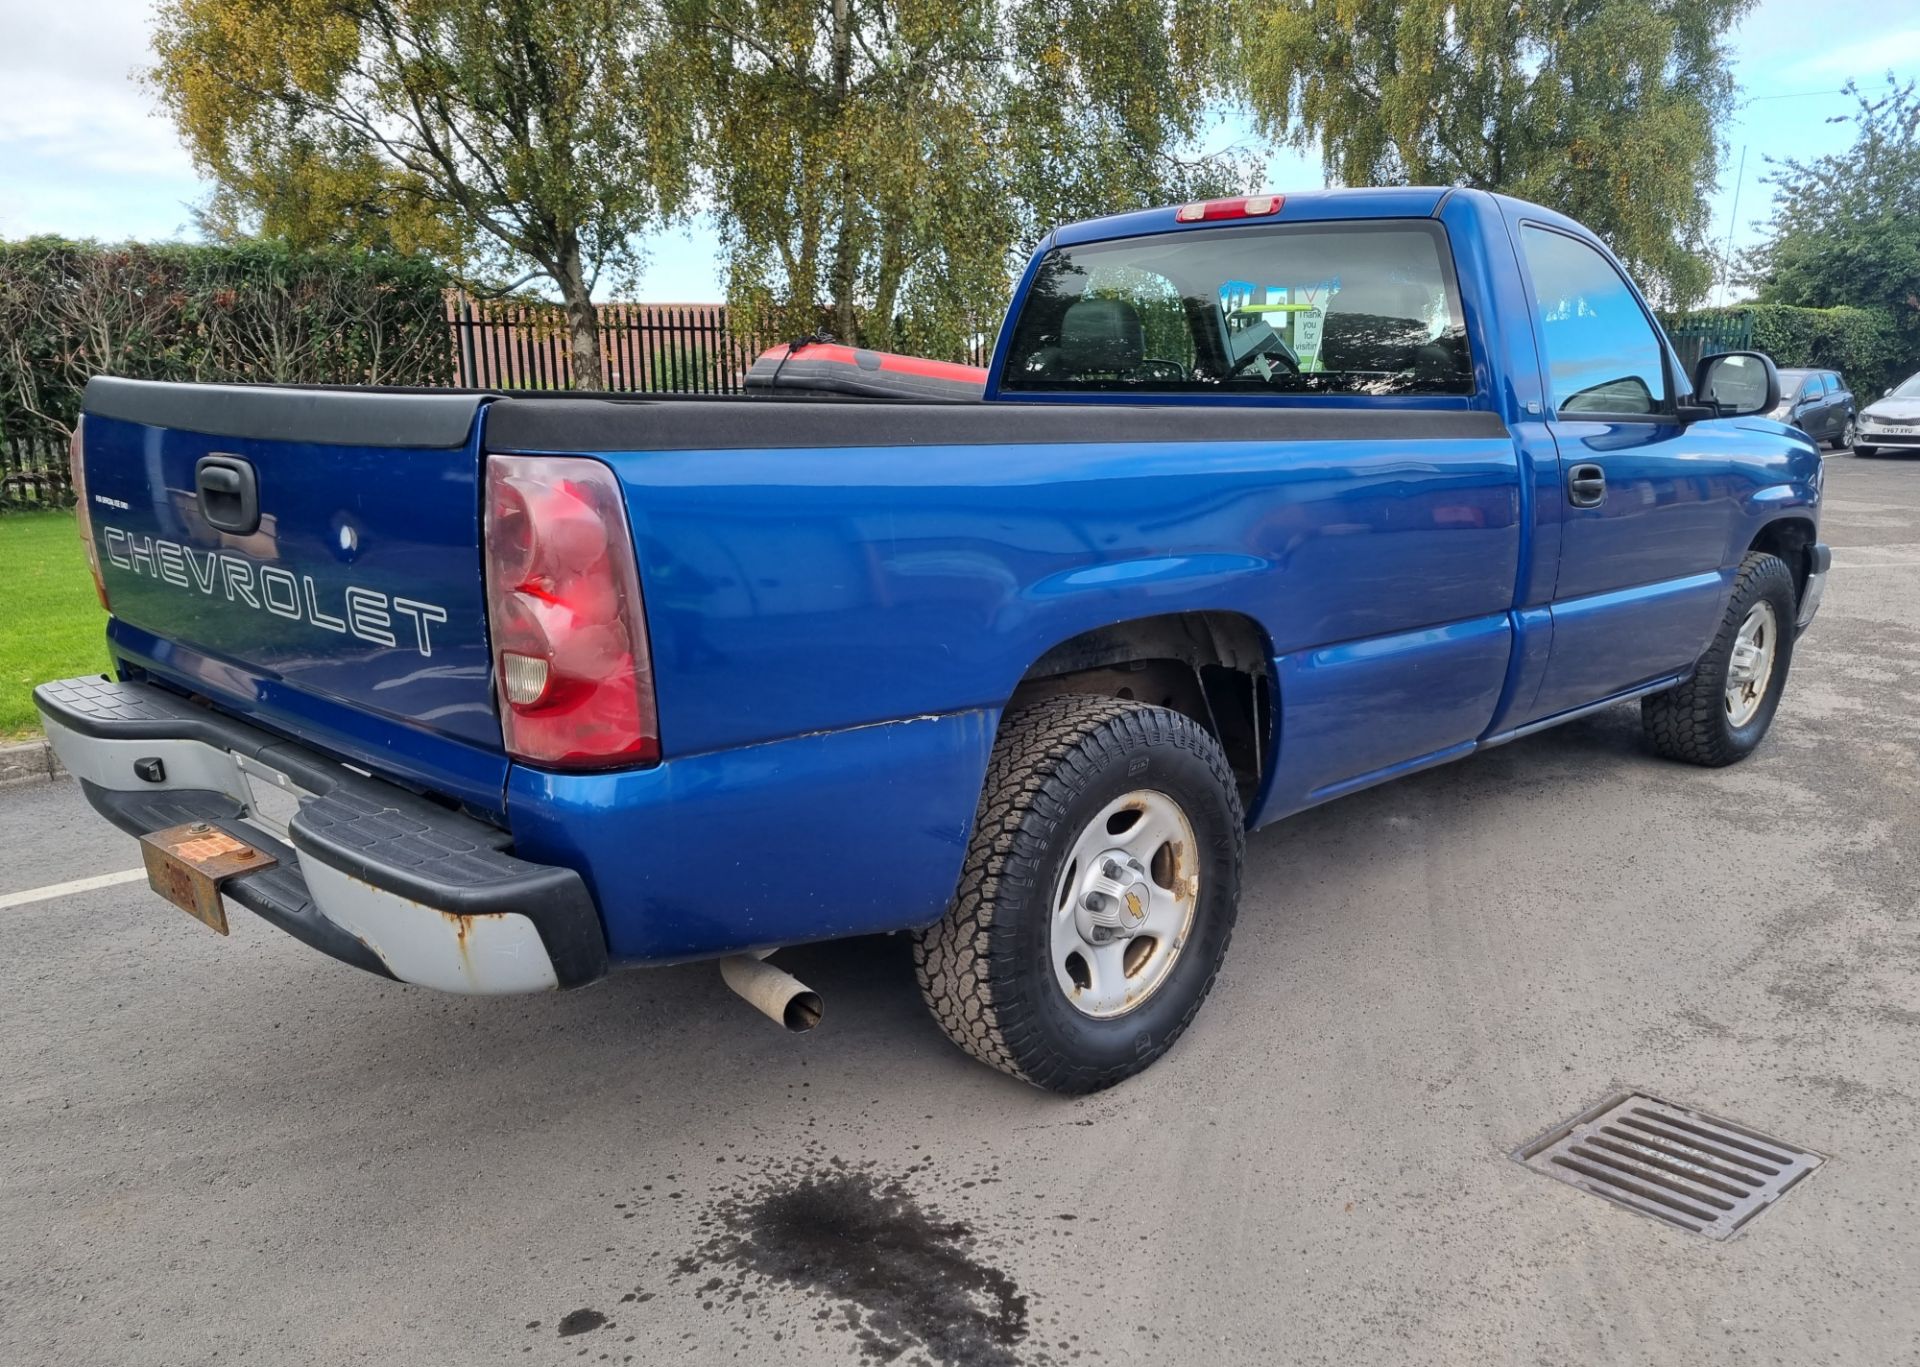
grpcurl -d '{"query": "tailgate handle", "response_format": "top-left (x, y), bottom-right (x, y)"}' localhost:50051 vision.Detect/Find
top-left (195, 456), bottom-right (260, 534)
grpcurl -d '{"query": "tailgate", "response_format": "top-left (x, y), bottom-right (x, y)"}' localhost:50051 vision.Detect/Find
top-left (79, 378), bottom-right (504, 798)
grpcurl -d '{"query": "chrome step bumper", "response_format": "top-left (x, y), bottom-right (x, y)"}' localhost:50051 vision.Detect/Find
top-left (35, 676), bottom-right (607, 994)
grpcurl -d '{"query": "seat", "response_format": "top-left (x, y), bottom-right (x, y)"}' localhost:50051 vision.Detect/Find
top-left (1319, 282), bottom-right (1456, 382)
top-left (1055, 297), bottom-right (1146, 376)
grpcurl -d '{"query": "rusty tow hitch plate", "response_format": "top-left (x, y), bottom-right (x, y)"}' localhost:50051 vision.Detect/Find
top-left (137, 822), bottom-right (277, 935)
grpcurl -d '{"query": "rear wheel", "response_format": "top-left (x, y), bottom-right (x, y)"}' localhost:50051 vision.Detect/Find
top-left (1641, 552), bottom-right (1798, 767)
top-left (1833, 417), bottom-right (1857, 451)
top-left (913, 696), bottom-right (1243, 1094)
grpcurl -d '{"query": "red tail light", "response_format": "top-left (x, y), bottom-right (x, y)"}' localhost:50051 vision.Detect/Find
top-left (69, 417), bottom-right (109, 609)
top-left (483, 454), bottom-right (658, 769)
top-left (1175, 194), bottom-right (1284, 223)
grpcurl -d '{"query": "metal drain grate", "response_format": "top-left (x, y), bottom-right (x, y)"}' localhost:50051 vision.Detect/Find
top-left (1514, 1092), bottom-right (1823, 1240)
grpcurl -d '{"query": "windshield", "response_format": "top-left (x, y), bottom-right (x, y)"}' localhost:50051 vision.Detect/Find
top-left (1891, 372), bottom-right (1920, 399)
top-left (1000, 221), bottom-right (1473, 397)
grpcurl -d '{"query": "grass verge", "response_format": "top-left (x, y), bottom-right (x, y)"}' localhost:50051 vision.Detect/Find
top-left (0, 510), bottom-right (109, 741)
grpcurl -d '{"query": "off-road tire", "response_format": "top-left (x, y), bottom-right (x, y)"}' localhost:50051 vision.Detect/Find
top-left (1641, 552), bottom-right (1798, 767)
top-left (912, 696), bottom-right (1243, 1094)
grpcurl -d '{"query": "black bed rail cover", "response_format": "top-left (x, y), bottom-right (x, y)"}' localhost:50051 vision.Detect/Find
top-left (483, 395), bottom-right (1509, 452)
top-left (84, 377), bottom-right (493, 450)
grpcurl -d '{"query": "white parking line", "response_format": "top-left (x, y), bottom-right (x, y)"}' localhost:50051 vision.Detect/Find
top-left (0, 869), bottom-right (147, 911)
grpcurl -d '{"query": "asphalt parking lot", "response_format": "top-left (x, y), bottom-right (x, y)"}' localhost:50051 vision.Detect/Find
top-left (2, 452), bottom-right (1917, 1367)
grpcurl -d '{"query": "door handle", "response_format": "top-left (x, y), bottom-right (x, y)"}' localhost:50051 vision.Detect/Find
top-left (1567, 463), bottom-right (1606, 508)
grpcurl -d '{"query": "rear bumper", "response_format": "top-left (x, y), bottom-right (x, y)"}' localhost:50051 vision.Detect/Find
top-left (35, 676), bottom-right (608, 994)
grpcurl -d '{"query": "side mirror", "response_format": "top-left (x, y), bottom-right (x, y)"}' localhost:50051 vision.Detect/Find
top-left (1682, 351), bottom-right (1780, 422)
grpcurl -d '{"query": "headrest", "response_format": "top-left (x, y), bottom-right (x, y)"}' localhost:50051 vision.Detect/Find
top-left (1058, 297), bottom-right (1145, 374)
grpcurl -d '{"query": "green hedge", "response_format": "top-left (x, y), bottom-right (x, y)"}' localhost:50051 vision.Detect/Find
top-left (1664, 303), bottom-right (1906, 396)
top-left (0, 238), bottom-right (453, 445)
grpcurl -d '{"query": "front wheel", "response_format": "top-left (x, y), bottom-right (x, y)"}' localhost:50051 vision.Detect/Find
top-left (913, 696), bottom-right (1243, 1094)
top-left (1854, 444), bottom-right (1881, 458)
top-left (1641, 552), bottom-right (1798, 767)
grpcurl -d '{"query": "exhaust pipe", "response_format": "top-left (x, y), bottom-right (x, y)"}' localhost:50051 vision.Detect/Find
top-left (719, 952), bottom-right (823, 1032)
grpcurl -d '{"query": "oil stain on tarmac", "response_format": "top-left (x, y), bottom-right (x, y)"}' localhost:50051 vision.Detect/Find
top-left (673, 1159), bottom-right (1031, 1366)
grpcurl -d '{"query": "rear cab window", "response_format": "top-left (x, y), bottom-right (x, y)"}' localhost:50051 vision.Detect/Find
top-left (1000, 222), bottom-right (1473, 397)
top-left (1517, 225), bottom-right (1670, 418)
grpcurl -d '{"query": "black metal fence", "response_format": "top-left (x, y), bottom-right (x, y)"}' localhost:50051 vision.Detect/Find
top-left (1662, 312), bottom-right (1755, 374)
top-left (2, 432), bottom-right (70, 508)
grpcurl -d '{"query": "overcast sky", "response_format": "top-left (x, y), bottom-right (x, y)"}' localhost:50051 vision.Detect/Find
top-left (0, 0), bottom-right (1914, 303)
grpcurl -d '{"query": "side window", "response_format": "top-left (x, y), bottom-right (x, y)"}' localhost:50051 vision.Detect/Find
top-left (1821, 374), bottom-right (1837, 395)
top-left (1519, 226), bottom-right (1669, 416)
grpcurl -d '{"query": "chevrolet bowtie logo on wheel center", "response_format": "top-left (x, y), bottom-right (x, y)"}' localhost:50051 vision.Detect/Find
top-left (1078, 853), bottom-right (1153, 939)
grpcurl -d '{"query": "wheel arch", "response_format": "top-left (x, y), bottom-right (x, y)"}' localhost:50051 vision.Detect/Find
top-left (1000, 610), bottom-right (1276, 810)
top-left (1747, 515), bottom-right (1818, 605)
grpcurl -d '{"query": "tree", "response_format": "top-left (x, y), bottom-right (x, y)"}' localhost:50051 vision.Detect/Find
top-left (151, 0), bottom-right (691, 387)
top-left (663, 0), bottom-right (1247, 356)
top-left (1748, 77), bottom-right (1920, 349)
top-left (1231, 0), bottom-right (1753, 307)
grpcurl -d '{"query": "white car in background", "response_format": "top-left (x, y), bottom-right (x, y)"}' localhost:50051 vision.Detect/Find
top-left (1856, 371), bottom-right (1920, 457)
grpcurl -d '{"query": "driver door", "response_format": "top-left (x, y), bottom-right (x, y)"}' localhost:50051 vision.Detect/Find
top-left (1507, 219), bottom-right (1738, 721)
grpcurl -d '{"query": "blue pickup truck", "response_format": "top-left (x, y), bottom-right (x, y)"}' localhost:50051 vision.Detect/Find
top-left (42, 188), bottom-right (1827, 1093)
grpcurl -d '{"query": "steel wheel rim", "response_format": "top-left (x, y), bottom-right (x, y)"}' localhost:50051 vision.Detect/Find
top-left (1725, 600), bottom-right (1778, 728)
top-left (1049, 790), bottom-right (1199, 1019)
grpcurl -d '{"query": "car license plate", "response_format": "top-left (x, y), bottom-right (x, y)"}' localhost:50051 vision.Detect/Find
top-left (1885, 425), bottom-right (1916, 436)
top-left (137, 822), bottom-right (277, 935)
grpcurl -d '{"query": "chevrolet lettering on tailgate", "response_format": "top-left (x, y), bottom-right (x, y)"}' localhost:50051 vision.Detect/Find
top-left (100, 525), bottom-right (449, 658)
